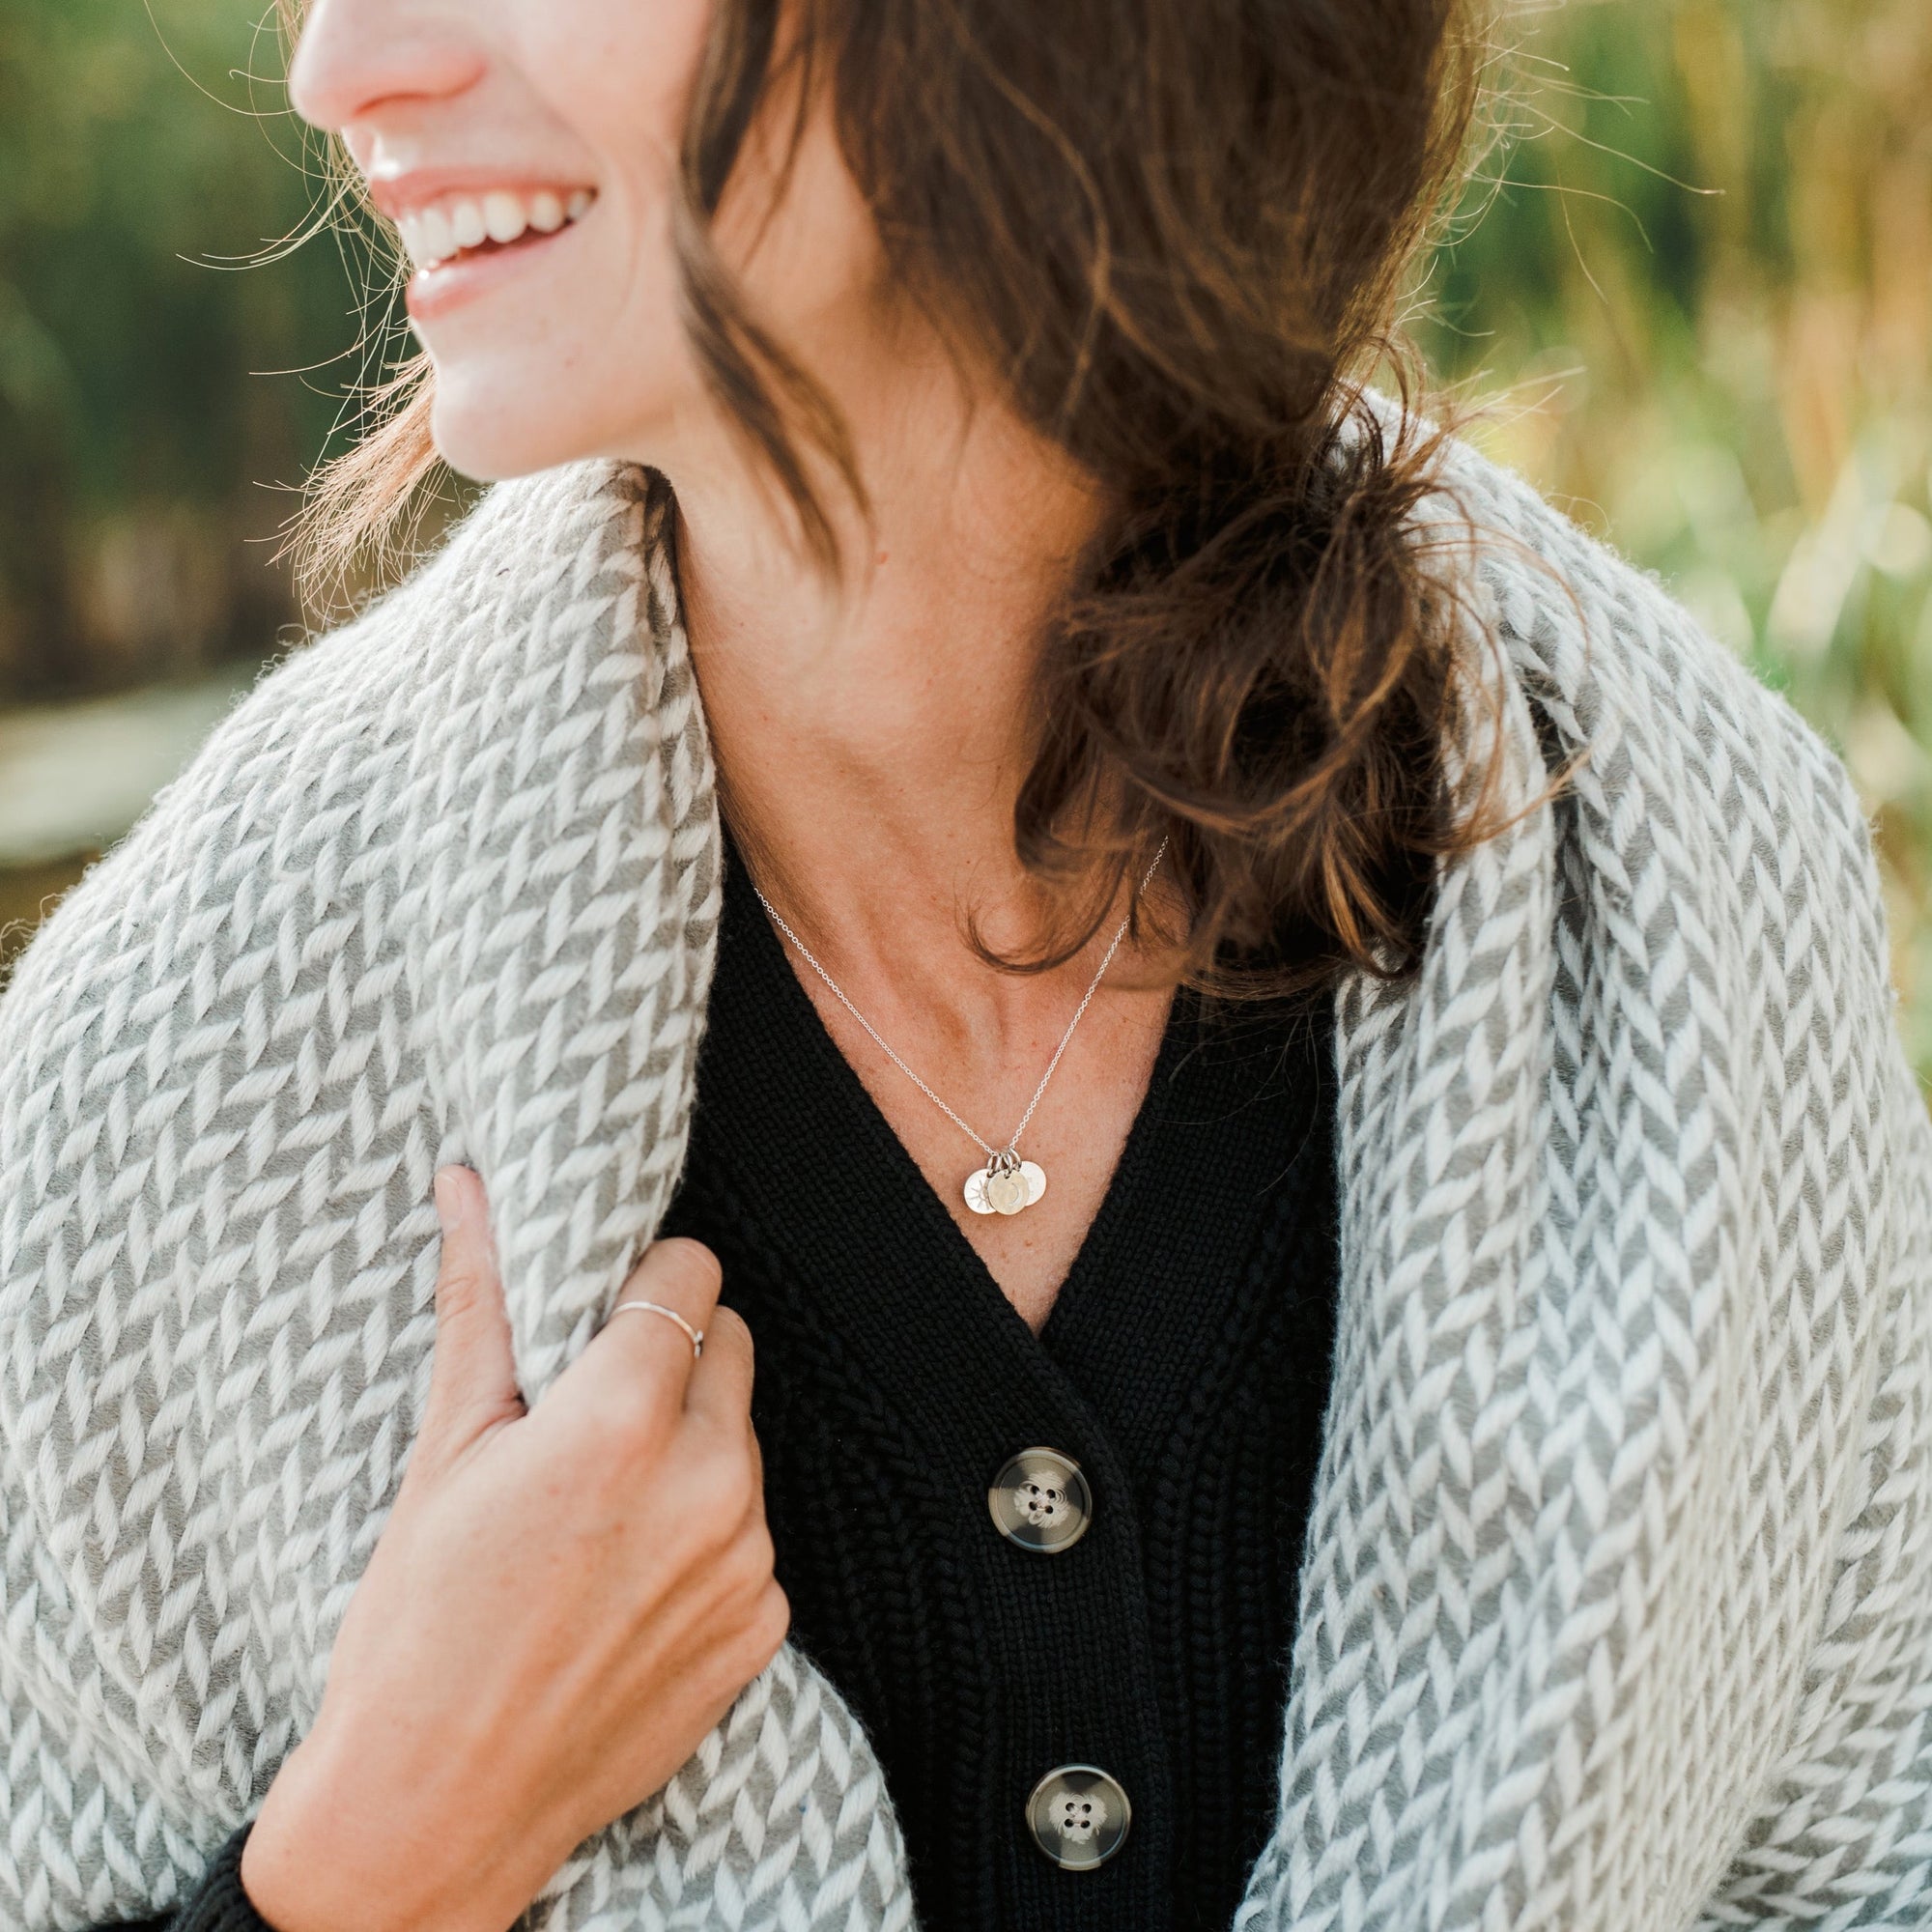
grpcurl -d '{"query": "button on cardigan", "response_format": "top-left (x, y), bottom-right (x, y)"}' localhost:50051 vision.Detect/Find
top-left (5, 417), bottom-right (1932, 1931)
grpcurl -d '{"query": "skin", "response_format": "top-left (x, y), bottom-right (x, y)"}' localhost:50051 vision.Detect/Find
top-left (252, 2), bottom-right (1179, 1924)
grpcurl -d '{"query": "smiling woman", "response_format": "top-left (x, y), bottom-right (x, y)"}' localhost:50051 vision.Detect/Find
top-left (4, 4), bottom-right (1932, 1932)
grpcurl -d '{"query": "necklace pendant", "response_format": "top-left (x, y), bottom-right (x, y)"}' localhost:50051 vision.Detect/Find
top-left (964, 1157), bottom-right (1048, 1218)
top-left (757, 841), bottom-right (1165, 1233)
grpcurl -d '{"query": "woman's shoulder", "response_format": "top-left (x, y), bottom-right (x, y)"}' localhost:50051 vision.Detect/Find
top-left (1434, 422), bottom-right (1872, 868)
top-left (1435, 425), bottom-right (1826, 739)
top-left (153, 456), bottom-right (661, 847)
top-left (0, 461), bottom-right (668, 1027)
top-left (1410, 419), bottom-right (1896, 1054)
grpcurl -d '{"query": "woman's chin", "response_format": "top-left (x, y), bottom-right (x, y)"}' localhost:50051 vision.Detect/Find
top-left (424, 354), bottom-right (685, 486)
top-left (427, 384), bottom-right (597, 485)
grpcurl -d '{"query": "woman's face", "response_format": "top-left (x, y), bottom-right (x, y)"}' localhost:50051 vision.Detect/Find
top-left (290, 0), bottom-right (880, 484)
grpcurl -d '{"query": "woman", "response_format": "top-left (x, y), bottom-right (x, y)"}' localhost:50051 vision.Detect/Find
top-left (4, 0), bottom-right (1929, 1927)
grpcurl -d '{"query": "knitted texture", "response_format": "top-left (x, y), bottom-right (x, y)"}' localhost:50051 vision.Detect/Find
top-left (0, 430), bottom-right (1927, 1932)
top-left (658, 845), bottom-right (1340, 1927)
top-left (116, 1825), bottom-right (255, 1932)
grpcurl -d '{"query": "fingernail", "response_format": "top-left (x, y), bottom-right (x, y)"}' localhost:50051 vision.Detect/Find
top-left (434, 1167), bottom-right (464, 1237)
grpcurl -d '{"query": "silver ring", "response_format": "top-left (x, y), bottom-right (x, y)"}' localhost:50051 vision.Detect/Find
top-left (611, 1300), bottom-right (705, 1359)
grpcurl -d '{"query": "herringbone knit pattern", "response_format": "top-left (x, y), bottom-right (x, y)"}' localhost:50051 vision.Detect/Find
top-left (0, 428), bottom-right (1926, 1931)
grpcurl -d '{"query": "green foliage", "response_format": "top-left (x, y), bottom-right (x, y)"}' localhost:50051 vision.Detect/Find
top-left (0, 0), bottom-right (361, 695)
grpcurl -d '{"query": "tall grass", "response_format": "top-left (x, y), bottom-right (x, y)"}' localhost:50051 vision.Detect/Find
top-left (1424, 0), bottom-right (1932, 1074)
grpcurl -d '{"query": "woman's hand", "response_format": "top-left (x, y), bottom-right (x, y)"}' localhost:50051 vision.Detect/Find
top-left (239, 1167), bottom-right (787, 1932)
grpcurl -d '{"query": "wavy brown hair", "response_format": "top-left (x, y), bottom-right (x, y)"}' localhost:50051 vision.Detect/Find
top-left (291, 0), bottom-right (1501, 1001)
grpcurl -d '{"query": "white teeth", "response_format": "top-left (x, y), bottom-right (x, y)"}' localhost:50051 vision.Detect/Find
top-left (448, 200), bottom-right (487, 250)
top-left (400, 185), bottom-right (597, 272)
top-left (418, 205), bottom-right (455, 263)
top-left (482, 191), bottom-right (527, 245)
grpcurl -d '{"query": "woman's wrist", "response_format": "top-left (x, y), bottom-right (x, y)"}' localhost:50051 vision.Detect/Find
top-left (239, 1715), bottom-right (558, 1932)
top-left (239, 1734), bottom-right (346, 1932)
top-left (241, 1723), bottom-right (406, 1932)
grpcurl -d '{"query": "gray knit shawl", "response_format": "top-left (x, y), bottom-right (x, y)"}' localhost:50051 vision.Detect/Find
top-left (3, 436), bottom-right (1930, 1932)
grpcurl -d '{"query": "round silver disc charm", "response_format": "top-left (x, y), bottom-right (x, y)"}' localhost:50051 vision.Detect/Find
top-left (758, 842), bottom-right (1166, 1237)
top-left (986, 1169), bottom-right (1028, 1214)
top-left (964, 1160), bottom-right (1050, 1216)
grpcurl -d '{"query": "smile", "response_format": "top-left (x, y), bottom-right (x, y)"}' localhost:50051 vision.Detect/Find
top-left (394, 185), bottom-right (597, 274)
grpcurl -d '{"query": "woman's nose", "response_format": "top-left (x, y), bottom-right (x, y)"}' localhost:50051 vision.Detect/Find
top-left (288, 0), bottom-right (488, 135)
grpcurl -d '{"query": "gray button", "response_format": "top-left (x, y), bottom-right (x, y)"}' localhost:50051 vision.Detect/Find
top-left (1026, 1764), bottom-right (1132, 1869)
top-left (987, 1447), bottom-right (1093, 1553)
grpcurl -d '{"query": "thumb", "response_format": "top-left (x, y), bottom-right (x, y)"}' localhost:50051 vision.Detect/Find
top-left (415, 1166), bottom-right (526, 1475)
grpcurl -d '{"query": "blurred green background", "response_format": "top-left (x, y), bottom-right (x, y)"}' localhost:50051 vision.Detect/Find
top-left (3, 0), bottom-right (1930, 1076)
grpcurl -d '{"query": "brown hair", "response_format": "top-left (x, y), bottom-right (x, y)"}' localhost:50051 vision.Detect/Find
top-left (293, 0), bottom-right (1499, 1001)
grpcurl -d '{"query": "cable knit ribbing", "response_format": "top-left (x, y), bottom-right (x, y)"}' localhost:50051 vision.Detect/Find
top-left (657, 839), bottom-right (1339, 1930)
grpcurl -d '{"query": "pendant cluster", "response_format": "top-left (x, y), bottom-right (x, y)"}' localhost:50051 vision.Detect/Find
top-left (755, 839), bottom-right (1165, 1235)
top-left (964, 1148), bottom-right (1048, 1217)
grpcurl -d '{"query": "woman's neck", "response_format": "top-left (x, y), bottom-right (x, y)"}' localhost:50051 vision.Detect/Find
top-left (667, 360), bottom-right (1117, 1007)
top-left (661, 348), bottom-right (1177, 1327)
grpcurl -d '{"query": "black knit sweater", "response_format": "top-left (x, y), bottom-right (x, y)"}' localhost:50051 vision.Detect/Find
top-left (101, 845), bottom-right (1339, 1932)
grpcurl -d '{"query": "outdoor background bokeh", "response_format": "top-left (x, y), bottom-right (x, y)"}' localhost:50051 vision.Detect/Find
top-left (3, 0), bottom-right (1930, 1074)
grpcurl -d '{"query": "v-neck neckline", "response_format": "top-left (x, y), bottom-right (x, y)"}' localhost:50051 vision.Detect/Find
top-left (711, 828), bottom-right (1196, 1354)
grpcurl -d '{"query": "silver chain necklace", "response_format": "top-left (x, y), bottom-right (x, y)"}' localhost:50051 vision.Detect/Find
top-left (753, 838), bottom-right (1169, 1219)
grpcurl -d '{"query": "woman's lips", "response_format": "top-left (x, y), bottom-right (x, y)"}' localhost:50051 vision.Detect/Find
top-left (403, 214), bottom-right (582, 325)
